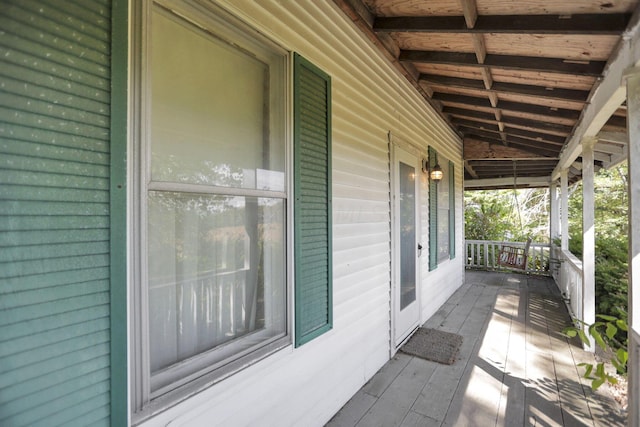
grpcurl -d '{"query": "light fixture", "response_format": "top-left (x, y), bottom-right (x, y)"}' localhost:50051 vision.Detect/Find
top-left (430, 163), bottom-right (444, 182)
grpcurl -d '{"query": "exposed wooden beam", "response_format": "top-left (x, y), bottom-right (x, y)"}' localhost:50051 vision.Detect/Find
top-left (461, 127), bottom-right (564, 150)
top-left (434, 92), bottom-right (581, 120)
top-left (464, 176), bottom-right (551, 189)
top-left (596, 143), bottom-right (626, 156)
top-left (400, 51), bottom-right (606, 76)
top-left (464, 138), bottom-right (554, 160)
top-left (472, 34), bottom-right (487, 64)
top-left (554, 7), bottom-right (640, 179)
top-left (464, 135), bottom-right (561, 157)
top-left (606, 115), bottom-right (627, 129)
top-left (453, 119), bottom-right (567, 144)
top-left (453, 117), bottom-right (500, 132)
top-left (374, 13), bottom-right (630, 34)
top-left (420, 74), bottom-right (590, 102)
top-left (444, 106), bottom-right (575, 134)
top-left (597, 131), bottom-right (628, 145)
top-left (464, 160), bottom-right (479, 178)
top-left (458, 0), bottom-right (478, 29)
top-left (480, 67), bottom-right (493, 90)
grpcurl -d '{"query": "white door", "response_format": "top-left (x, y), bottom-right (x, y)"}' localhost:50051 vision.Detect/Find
top-left (392, 146), bottom-right (421, 346)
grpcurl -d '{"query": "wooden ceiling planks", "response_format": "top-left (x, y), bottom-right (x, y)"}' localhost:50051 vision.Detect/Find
top-left (334, 0), bottom-right (637, 187)
top-left (362, 0), bottom-right (463, 16)
top-left (475, 0), bottom-right (637, 15)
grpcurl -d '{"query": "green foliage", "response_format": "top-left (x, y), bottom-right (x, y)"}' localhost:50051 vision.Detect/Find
top-left (464, 191), bottom-right (512, 241)
top-left (563, 314), bottom-right (628, 390)
top-left (464, 188), bottom-right (549, 242)
top-left (566, 163), bottom-right (629, 327)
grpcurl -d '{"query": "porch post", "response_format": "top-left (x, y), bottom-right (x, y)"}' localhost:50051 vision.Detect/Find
top-left (582, 137), bottom-right (596, 351)
top-left (626, 68), bottom-right (640, 427)
top-left (550, 182), bottom-right (559, 243)
top-left (560, 170), bottom-right (569, 251)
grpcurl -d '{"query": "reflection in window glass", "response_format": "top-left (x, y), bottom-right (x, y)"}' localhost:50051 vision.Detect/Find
top-left (147, 192), bottom-right (286, 375)
top-left (150, 9), bottom-right (285, 191)
top-left (438, 156), bottom-right (449, 262)
top-left (399, 162), bottom-right (416, 309)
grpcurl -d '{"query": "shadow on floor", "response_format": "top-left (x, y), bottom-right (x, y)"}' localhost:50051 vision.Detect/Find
top-left (327, 271), bottom-right (626, 427)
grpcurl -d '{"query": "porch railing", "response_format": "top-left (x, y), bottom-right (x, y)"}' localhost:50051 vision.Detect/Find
top-left (550, 244), bottom-right (583, 320)
top-left (465, 240), bottom-right (586, 324)
top-left (465, 239), bottom-right (551, 275)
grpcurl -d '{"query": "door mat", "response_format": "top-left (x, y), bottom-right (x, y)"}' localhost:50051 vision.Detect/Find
top-left (400, 328), bottom-right (463, 365)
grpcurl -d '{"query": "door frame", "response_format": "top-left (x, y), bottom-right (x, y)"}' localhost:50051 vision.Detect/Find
top-left (390, 141), bottom-right (423, 349)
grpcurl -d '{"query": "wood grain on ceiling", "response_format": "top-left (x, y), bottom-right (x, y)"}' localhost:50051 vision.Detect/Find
top-left (334, 0), bottom-right (638, 188)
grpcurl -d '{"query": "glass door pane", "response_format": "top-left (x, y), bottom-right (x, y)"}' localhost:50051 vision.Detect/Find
top-left (399, 162), bottom-right (416, 310)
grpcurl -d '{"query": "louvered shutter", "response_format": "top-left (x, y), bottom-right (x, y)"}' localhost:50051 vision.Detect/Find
top-left (293, 54), bottom-right (332, 347)
top-left (0, 1), bottom-right (114, 425)
top-left (428, 147), bottom-right (438, 271)
top-left (449, 161), bottom-right (456, 259)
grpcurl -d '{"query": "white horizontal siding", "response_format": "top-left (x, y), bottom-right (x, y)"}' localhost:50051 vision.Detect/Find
top-left (140, 1), bottom-right (463, 426)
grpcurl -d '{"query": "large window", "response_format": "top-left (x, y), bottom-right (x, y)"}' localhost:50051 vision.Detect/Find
top-left (133, 1), bottom-right (288, 412)
top-left (132, 1), bottom-right (332, 417)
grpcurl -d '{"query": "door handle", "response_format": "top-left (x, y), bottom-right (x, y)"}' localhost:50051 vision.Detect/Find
top-left (417, 243), bottom-right (423, 257)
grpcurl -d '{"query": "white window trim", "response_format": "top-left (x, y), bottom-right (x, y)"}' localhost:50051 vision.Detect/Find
top-left (128, 0), bottom-right (294, 420)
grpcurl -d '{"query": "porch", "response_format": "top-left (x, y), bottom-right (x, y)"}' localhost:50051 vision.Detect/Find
top-left (327, 270), bottom-right (625, 427)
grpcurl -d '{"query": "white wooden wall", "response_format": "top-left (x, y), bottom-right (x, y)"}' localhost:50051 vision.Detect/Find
top-left (139, 1), bottom-right (463, 425)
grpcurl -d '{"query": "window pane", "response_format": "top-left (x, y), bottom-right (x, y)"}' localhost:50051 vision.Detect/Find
top-left (438, 208), bottom-right (450, 262)
top-left (437, 155), bottom-right (449, 262)
top-left (147, 192), bottom-right (286, 375)
top-left (150, 10), bottom-right (285, 191)
top-left (399, 162), bottom-right (416, 309)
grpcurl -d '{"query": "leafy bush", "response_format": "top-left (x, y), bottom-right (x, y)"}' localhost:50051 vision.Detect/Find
top-left (564, 314), bottom-right (628, 390)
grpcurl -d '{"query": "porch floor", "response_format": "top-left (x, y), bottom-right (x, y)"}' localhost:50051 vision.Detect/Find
top-left (327, 271), bottom-right (626, 427)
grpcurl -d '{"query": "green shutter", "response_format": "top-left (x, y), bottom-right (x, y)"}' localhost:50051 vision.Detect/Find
top-left (449, 161), bottom-right (455, 259)
top-left (0, 1), bottom-right (113, 425)
top-left (294, 53), bottom-right (332, 347)
top-left (110, 0), bottom-right (129, 425)
top-left (428, 147), bottom-right (438, 271)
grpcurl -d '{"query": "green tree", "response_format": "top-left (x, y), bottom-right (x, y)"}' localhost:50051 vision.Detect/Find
top-left (567, 162), bottom-right (629, 336)
top-left (464, 188), bottom-right (550, 242)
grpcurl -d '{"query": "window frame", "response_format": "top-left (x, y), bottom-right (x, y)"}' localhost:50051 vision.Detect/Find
top-left (129, 0), bottom-right (294, 418)
top-left (429, 147), bottom-right (456, 270)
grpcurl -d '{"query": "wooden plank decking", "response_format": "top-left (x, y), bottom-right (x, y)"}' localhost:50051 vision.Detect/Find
top-left (327, 271), bottom-right (626, 427)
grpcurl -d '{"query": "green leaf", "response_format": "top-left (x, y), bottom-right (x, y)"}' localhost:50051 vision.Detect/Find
top-left (606, 322), bottom-right (617, 340)
top-left (617, 348), bottom-right (628, 365)
top-left (577, 329), bottom-right (591, 347)
top-left (590, 328), bottom-right (607, 351)
top-left (596, 314), bottom-right (617, 322)
top-left (611, 359), bottom-right (624, 374)
top-left (616, 319), bottom-right (628, 331)
top-left (592, 378), bottom-right (605, 391)
top-left (580, 363), bottom-right (594, 379)
top-left (563, 328), bottom-right (578, 338)
top-left (595, 363), bottom-right (606, 378)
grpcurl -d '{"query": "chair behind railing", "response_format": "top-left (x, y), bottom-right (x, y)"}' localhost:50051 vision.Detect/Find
top-left (465, 239), bottom-right (551, 275)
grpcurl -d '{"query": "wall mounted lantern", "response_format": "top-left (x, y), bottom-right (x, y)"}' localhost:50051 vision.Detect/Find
top-left (430, 163), bottom-right (444, 182)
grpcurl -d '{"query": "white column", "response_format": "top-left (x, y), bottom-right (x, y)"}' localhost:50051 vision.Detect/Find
top-left (626, 68), bottom-right (640, 427)
top-left (550, 182), bottom-right (559, 243)
top-left (560, 170), bottom-right (569, 251)
top-left (582, 137), bottom-right (596, 351)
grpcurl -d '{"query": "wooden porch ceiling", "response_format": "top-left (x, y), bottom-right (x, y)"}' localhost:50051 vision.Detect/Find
top-left (334, 0), bottom-right (638, 189)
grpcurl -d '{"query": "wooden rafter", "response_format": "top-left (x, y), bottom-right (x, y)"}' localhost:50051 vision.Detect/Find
top-left (332, 0), bottom-right (635, 187)
top-left (374, 13), bottom-right (631, 34)
top-left (400, 51), bottom-right (605, 76)
top-left (420, 74), bottom-right (589, 101)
